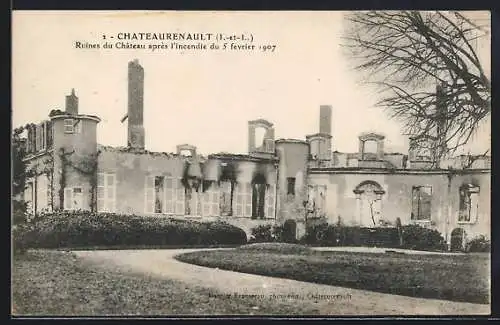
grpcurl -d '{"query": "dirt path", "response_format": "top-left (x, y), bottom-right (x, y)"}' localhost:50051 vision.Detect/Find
top-left (73, 249), bottom-right (490, 316)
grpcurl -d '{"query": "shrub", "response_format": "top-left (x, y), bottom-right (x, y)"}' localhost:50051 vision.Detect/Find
top-left (340, 226), bottom-right (362, 246)
top-left (13, 224), bottom-right (30, 254)
top-left (250, 221), bottom-right (299, 244)
top-left (302, 222), bottom-right (445, 250)
top-left (319, 224), bottom-right (339, 246)
top-left (401, 224), bottom-right (447, 251)
top-left (12, 201), bottom-right (28, 226)
top-left (301, 222), bottom-right (337, 246)
top-left (277, 219), bottom-right (298, 243)
top-left (465, 235), bottom-right (490, 253)
top-left (358, 227), bottom-right (400, 248)
top-left (298, 224), bottom-right (317, 245)
top-left (450, 228), bottom-right (466, 251)
top-left (15, 211), bottom-right (247, 249)
top-left (302, 223), bottom-right (400, 248)
top-left (395, 217), bottom-right (403, 246)
top-left (301, 222), bottom-right (324, 245)
top-left (270, 223), bottom-right (285, 242)
top-left (249, 224), bottom-right (274, 243)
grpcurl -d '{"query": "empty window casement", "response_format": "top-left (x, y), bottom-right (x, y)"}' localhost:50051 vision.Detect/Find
top-left (411, 186), bottom-right (432, 221)
top-left (264, 139), bottom-right (275, 153)
top-left (35, 123), bottom-right (48, 151)
top-left (145, 175), bottom-right (184, 215)
top-left (458, 185), bottom-right (480, 223)
top-left (287, 177), bottom-right (296, 196)
top-left (64, 187), bottom-right (84, 211)
top-left (36, 174), bottom-right (51, 213)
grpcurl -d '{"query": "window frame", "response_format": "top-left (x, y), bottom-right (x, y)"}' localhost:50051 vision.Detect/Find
top-left (316, 185), bottom-right (327, 215)
top-left (46, 121), bottom-right (53, 148)
top-left (264, 139), bottom-right (275, 153)
top-left (164, 176), bottom-right (175, 214)
top-left (287, 177), bottom-right (296, 196)
top-left (411, 185), bottom-right (433, 222)
top-left (36, 174), bottom-right (50, 213)
top-left (175, 178), bottom-right (185, 215)
top-left (233, 182), bottom-right (252, 217)
top-left (265, 183), bottom-right (276, 219)
top-left (145, 175), bottom-right (183, 215)
top-left (41, 122), bottom-right (47, 150)
top-left (154, 176), bottom-right (165, 214)
top-left (458, 185), bottom-right (480, 224)
top-left (363, 139), bottom-right (378, 154)
top-left (97, 172), bottom-right (116, 213)
top-left (202, 182), bottom-right (220, 217)
top-left (25, 179), bottom-right (35, 214)
top-left (190, 188), bottom-right (202, 216)
top-left (64, 119), bottom-right (75, 133)
top-left (35, 125), bottom-right (41, 151)
top-left (64, 186), bottom-right (84, 211)
top-left (74, 120), bottom-right (82, 134)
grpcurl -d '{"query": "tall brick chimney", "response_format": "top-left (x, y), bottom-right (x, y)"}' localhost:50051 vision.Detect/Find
top-left (434, 84), bottom-right (447, 163)
top-left (319, 105), bottom-right (332, 135)
top-left (65, 88), bottom-right (78, 115)
top-left (127, 59), bottom-right (145, 149)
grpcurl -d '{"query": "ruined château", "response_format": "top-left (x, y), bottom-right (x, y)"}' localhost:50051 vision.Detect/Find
top-left (21, 59), bottom-right (490, 247)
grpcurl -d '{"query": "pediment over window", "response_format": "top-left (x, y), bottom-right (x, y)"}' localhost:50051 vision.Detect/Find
top-left (353, 180), bottom-right (385, 194)
top-left (460, 184), bottom-right (480, 193)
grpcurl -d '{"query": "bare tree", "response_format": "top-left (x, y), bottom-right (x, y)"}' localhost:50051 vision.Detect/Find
top-left (369, 199), bottom-right (376, 227)
top-left (343, 11), bottom-right (491, 163)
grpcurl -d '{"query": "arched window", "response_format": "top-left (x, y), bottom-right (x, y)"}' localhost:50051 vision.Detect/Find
top-left (254, 127), bottom-right (266, 149)
top-left (364, 140), bottom-right (378, 154)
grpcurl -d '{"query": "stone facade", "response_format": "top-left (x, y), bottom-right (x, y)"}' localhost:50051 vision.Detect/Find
top-left (307, 169), bottom-right (490, 244)
top-left (21, 59), bottom-right (490, 245)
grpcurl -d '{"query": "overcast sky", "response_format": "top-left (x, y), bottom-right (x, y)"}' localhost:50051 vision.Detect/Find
top-left (12, 11), bottom-right (491, 156)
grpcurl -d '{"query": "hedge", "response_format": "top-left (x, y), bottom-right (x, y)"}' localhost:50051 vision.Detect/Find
top-left (13, 211), bottom-right (247, 250)
top-left (250, 224), bottom-right (275, 243)
top-left (249, 221), bottom-right (298, 244)
top-left (301, 223), bottom-right (402, 248)
top-left (400, 224), bottom-right (447, 251)
top-left (251, 221), bottom-right (447, 251)
top-left (465, 235), bottom-right (490, 253)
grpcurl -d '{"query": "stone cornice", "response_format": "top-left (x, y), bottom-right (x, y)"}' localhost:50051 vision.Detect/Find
top-left (50, 114), bottom-right (101, 123)
top-left (309, 167), bottom-right (491, 175)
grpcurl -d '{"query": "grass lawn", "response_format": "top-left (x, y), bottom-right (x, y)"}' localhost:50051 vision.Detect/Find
top-left (11, 249), bottom-right (318, 316)
top-left (175, 243), bottom-right (490, 304)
